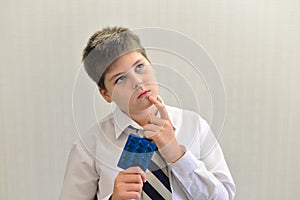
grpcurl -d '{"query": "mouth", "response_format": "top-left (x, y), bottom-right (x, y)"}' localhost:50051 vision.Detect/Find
top-left (137, 90), bottom-right (151, 99)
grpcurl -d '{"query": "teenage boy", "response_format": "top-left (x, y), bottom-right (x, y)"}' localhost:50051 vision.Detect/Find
top-left (60, 26), bottom-right (236, 200)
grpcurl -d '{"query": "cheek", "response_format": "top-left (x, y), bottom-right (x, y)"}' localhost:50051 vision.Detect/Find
top-left (145, 77), bottom-right (158, 92)
top-left (146, 70), bottom-right (157, 81)
top-left (112, 88), bottom-right (133, 107)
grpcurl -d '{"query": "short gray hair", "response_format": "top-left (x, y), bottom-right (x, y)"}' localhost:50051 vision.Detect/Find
top-left (82, 27), bottom-right (147, 89)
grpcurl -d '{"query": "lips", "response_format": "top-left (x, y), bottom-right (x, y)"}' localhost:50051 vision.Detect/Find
top-left (138, 90), bottom-right (151, 99)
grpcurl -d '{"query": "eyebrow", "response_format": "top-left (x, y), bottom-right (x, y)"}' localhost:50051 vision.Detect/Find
top-left (108, 58), bottom-right (144, 82)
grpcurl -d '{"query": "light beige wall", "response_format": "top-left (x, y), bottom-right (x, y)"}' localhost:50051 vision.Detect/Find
top-left (1, 0), bottom-right (299, 199)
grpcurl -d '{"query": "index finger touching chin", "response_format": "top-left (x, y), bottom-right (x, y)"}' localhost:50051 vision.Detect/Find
top-left (148, 96), bottom-right (169, 120)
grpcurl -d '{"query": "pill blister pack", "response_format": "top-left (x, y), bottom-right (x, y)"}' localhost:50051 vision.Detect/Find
top-left (117, 134), bottom-right (157, 171)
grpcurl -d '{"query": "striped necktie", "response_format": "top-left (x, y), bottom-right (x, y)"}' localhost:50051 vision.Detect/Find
top-left (130, 127), bottom-right (172, 200)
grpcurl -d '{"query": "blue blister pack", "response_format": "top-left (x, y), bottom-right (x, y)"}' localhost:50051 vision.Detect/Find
top-left (117, 134), bottom-right (157, 171)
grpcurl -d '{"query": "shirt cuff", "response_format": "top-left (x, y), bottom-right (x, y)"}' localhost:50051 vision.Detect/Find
top-left (169, 145), bottom-right (202, 173)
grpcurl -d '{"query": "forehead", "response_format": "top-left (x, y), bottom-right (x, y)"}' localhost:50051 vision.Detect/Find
top-left (106, 51), bottom-right (146, 74)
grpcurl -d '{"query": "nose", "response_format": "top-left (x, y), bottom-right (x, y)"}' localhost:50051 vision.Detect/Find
top-left (131, 73), bottom-right (143, 89)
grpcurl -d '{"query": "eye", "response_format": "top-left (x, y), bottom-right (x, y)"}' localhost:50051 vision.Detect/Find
top-left (115, 75), bottom-right (126, 84)
top-left (135, 64), bottom-right (144, 72)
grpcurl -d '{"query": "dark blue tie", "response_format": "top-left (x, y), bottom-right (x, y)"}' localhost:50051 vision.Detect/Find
top-left (135, 128), bottom-right (172, 200)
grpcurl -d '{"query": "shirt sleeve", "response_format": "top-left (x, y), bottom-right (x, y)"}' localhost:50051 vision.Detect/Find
top-left (60, 140), bottom-right (107, 200)
top-left (169, 117), bottom-right (236, 200)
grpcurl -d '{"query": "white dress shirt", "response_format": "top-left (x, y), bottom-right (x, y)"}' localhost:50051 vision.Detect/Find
top-left (60, 105), bottom-right (236, 200)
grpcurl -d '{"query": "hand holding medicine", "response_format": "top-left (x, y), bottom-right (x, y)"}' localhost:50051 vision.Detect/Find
top-left (144, 95), bottom-right (185, 163)
top-left (110, 166), bottom-right (146, 200)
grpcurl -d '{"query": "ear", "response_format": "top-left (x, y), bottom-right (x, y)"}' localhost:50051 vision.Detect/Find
top-left (99, 88), bottom-right (112, 103)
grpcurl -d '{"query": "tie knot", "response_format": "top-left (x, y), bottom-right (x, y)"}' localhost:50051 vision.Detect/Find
top-left (126, 125), bottom-right (144, 137)
top-left (137, 129), bottom-right (145, 137)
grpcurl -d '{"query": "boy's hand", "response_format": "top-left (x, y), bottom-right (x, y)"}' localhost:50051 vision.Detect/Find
top-left (111, 166), bottom-right (146, 200)
top-left (143, 96), bottom-right (184, 163)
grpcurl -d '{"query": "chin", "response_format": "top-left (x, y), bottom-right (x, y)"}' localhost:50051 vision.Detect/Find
top-left (129, 100), bottom-right (151, 114)
top-left (139, 99), bottom-right (152, 110)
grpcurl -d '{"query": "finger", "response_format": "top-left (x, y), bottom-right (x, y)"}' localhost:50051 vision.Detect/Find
top-left (125, 166), bottom-right (144, 174)
top-left (124, 166), bottom-right (146, 183)
top-left (124, 183), bottom-right (143, 193)
top-left (147, 112), bottom-right (165, 126)
top-left (121, 174), bottom-right (143, 184)
top-left (144, 123), bottom-right (162, 132)
top-left (144, 130), bottom-right (162, 140)
top-left (140, 172), bottom-right (147, 183)
top-left (148, 96), bottom-right (170, 120)
top-left (122, 191), bottom-right (142, 200)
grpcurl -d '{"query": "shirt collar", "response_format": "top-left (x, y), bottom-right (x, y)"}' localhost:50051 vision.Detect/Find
top-left (113, 106), bottom-right (143, 139)
top-left (112, 96), bottom-right (177, 140)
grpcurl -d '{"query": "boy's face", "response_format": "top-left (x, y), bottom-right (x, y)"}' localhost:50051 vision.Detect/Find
top-left (99, 51), bottom-right (158, 116)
